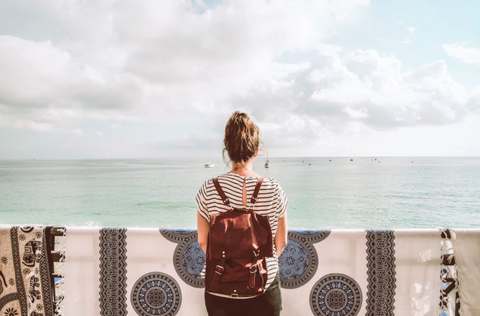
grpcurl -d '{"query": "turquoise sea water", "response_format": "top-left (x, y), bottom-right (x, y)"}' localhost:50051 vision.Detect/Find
top-left (0, 157), bottom-right (479, 229)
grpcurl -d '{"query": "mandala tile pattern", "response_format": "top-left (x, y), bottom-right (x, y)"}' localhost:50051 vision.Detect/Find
top-left (160, 229), bottom-right (197, 243)
top-left (162, 229), bottom-right (330, 289)
top-left (279, 232), bottom-right (318, 289)
top-left (289, 230), bottom-right (331, 244)
top-left (310, 273), bottom-right (362, 316)
top-left (131, 272), bottom-right (181, 316)
top-left (365, 230), bottom-right (396, 316)
top-left (174, 239), bottom-right (205, 288)
top-left (161, 229), bottom-right (206, 288)
top-left (99, 228), bottom-right (128, 316)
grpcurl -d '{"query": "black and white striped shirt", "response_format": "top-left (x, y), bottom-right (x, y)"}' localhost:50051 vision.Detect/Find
top-left (195, 172), bottom-right (288, 292)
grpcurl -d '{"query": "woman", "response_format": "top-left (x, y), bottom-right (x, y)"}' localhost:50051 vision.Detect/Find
top-left (195, 111), bottom-right (288, 316)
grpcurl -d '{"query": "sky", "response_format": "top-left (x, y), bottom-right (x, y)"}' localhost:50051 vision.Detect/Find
top-left (0, 0), bottom-right (479, 159)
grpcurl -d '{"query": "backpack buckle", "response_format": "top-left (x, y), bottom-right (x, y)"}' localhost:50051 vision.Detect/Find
top-left (249, 264), bottom-right (258, 273)
top-left (215, 265), bottom-right (224, 275)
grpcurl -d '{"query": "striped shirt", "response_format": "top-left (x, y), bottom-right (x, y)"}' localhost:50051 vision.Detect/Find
top-left (195, 172), bottom-right (288, 294)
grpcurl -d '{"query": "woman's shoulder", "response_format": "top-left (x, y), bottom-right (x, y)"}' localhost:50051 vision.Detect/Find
top-left (199, 173), bottom-right (282, 191)
top-left (197, 178), bottom-right (213, 194)
top-left (218, 172), bottom-right (278, 184)
top-left (218, 174), bottom-right (284, 193)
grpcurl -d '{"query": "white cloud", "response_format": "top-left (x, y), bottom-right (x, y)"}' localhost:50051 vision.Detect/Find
top-left (118, 0), bottom-right (369, 84)
top-left (0, 0), bottom-right (479, 157)
top-left (143, 133), bottom-right (213, 149)
top-left (316, 43), bottom-right (343, 54)
top-left (467, 86), bottom-right (480, 112)
top-left (229, 50), bottom-right (476, 148)
top-left (95, 131), bottom-right (103, 136)
top-left (343, 106), bottom-right (369, 118)
top-left (0, 35), bottom-right (142, 113)
top-left (407, 26), bottom-right (417, 33)
top-left (84, 65), bottom-right (106, 84)
top-left (12, 119), bottom-right (59, 132)
top-left (443, 42), bottom-right (480, 65)
top-left (0, 0), bottom-right (369, 133)
top-left (71, 129), bottom-right (83, 135)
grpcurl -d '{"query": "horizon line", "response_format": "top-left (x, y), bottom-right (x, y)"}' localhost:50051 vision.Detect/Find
top-left (1, 155), bottom-right (480, 161)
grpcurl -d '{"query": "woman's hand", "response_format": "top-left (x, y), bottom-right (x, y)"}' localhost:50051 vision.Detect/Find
top-left (197, 210), bottom-right (209, 254)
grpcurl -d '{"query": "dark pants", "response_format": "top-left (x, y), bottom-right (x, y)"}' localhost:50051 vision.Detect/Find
top-left (205, 272), bottom-right (282, 316)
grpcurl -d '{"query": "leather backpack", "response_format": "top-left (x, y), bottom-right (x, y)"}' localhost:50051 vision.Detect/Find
top-left (205, 176), bottom-right (274, 298)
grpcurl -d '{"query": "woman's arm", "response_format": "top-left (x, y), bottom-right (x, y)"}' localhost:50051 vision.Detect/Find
top-left (197, 210), bottom-right (210, 254)
top-left (274, 214), bottom-right (288, 257)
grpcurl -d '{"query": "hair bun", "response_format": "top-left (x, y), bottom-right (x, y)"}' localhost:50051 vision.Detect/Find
top-left (223, 111), bottom-right (260, 164)
top-left (232, 111), bottom-right (249, 123)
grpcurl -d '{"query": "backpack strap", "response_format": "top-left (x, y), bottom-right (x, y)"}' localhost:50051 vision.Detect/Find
top-left (213, 176), bottom-right (264, 208)
top-left (212, 177), bottom-right (231, 207)
top-left (250, 177), bottom-right (264, 205)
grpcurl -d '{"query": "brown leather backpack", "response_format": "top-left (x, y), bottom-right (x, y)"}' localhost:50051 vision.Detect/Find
top-left (205, 176), bottom-right (274, 298)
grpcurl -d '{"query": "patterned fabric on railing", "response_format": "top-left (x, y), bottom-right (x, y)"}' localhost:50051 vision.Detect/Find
top-left (0, 226), bottom-right (54, 316)
top-left (4, 226), bottom-right (477, 316)
top-left (59, 228), bottom-right (456, 316)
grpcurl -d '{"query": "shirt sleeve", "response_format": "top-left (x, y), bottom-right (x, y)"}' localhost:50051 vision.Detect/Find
top-left (275, 180), bottom-right (288, 218)
top-left (195, 180), bottom-right (210, 223)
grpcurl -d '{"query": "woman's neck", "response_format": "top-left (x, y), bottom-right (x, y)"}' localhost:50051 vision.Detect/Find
top-left (230, 160), bottom-right (259, 177)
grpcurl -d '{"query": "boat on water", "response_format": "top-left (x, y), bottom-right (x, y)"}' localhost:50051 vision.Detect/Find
top-left (204, 139), bottom-right (215, 168)
top-left (264, 159), bottom-right (269, 168)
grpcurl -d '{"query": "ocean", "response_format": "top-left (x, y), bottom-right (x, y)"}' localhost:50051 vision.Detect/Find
top-left (0, 157), bottom-right (479, 229)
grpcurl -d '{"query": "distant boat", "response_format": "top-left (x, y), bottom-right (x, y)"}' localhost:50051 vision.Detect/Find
top-left (329, 159), bottom-right (332, 162)
top-left (265, 148), bottom-right (270, 168)
top-left (350, 159), bottom-right (353, 161)
top-left (204, 139), bottom-right (215, 168)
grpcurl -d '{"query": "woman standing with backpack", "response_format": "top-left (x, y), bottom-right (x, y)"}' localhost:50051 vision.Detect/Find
top-left (196, 111), bottom-right (288, 316)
